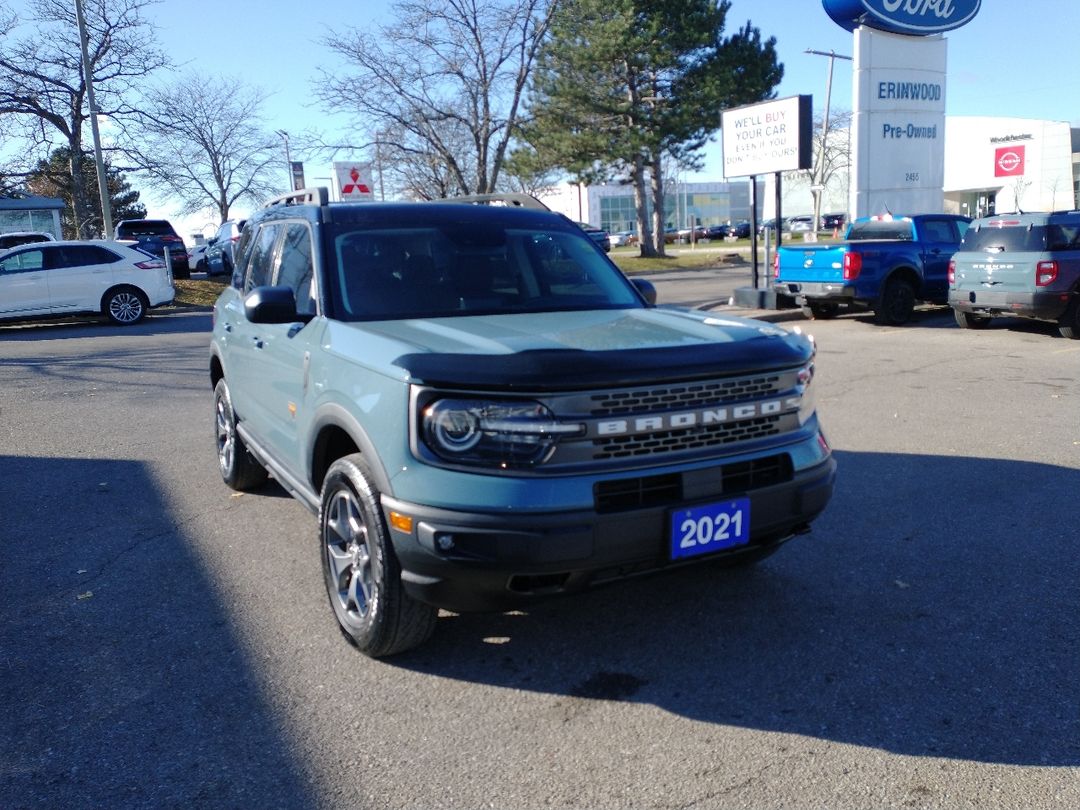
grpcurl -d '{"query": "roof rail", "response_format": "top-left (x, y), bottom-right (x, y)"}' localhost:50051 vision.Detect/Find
top-left (433, 192), bottom-right (549, 211)
top-left (264, 187), bottom-right (329, 208)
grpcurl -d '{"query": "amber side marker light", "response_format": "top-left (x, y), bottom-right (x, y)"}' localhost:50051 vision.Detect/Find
top-left (389, 512), bottom-right (414, 533)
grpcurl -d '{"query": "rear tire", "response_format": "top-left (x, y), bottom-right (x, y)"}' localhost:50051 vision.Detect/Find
top-left (103, 286), bottom-right (148, 325)
top-left (319, 454), bottom-right (437, 657)
top-left (801, 301), bottom-right (840, 320)
top-left (1058, 297), bottom-right (1080, 339)
top-left (214, 379), bottom-right (268, 491)
top-left (954, 309), bottom-right (990, 330)
top-left (874, 277), bottom-right (916, 325)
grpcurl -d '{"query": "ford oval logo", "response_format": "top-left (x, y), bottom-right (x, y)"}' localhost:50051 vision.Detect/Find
top-left (823, 0), bottom-right (981, 35)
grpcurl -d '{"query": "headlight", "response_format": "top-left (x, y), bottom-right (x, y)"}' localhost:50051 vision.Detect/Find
top-left (422, 398), bottom-right (584, 468)
top-left (796, 362), bottom-right (816, 426)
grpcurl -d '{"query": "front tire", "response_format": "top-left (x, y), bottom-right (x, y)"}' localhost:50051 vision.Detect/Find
top-left (103, 286), bottom-right (148, 325)
top-left (214, 379), bottom-right (268, 491)
top-left (874, 277), bottom-right (916, 325)
top-left (320, 454), bottom-right (437, 657)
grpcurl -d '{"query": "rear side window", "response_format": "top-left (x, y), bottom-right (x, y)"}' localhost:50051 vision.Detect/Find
top-left (52, 245), bottom-right (121, 268)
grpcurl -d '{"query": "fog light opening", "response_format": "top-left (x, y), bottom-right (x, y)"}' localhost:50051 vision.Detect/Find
top-left (436, 533), bottom-right (456, 552)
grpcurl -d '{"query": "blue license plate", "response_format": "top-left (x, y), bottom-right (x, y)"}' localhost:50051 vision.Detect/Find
top-left (670, 498), bottom-right (751, 560)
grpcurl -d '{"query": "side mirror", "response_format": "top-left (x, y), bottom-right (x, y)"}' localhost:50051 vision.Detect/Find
top-left (244, 285), bottom-right (302, 324)
top-left (631, 278), bottom-right (657, 306)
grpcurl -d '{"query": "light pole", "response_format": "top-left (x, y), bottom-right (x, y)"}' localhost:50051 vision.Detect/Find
top-left (275, 130), bottom-right (292, 191)
top-left (74, 0), bottom-right (112, 238)
top-left (805, 49), bottom-right (852, 239)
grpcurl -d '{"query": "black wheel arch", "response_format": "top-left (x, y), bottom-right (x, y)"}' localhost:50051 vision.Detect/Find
top-left (882, 265), bottom-right (922, 297)
top-left (309, 403), bottom-right (393, 496)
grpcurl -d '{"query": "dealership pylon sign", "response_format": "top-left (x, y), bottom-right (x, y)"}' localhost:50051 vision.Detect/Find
top-left (824, 0), bottom-right (980, 218)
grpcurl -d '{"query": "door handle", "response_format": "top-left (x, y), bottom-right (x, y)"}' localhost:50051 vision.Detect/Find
top-left (252, 337), bottom-right (264, 349)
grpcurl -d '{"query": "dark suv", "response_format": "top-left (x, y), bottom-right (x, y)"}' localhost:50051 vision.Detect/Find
top-left (205, 219), bottom-right (247, 277)
top-left (948, 211), bottom-right (1080, 338)
top-left (209, 188), bottom-right (834, 656)
top-left (114, 219), bottom-right (189, 278)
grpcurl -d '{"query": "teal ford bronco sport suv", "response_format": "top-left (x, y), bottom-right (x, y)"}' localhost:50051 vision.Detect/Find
top-left (948, 211), bottom-right (1080, 338)
top-left (209, 189), bottom-right (835, 656)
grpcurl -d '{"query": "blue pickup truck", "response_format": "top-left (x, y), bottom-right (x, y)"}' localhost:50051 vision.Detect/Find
top-left (774, 214), bottom-right (971, 324)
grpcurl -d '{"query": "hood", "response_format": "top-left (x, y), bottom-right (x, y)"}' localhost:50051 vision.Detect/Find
top-left (330, 307), bottom-right (812, 391)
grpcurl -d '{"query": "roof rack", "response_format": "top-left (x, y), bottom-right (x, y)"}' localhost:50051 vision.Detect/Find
top-left (264, 187), bottom-right (329, 208)
top-left (432, 192), bottom-right (549, 211)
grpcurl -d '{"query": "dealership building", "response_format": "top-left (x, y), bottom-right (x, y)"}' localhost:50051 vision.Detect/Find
top-left (542, 116), bottom-right (1080, 233)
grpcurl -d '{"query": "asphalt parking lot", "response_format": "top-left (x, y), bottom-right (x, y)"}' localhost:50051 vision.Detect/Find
top-left (1, 292), bottom-right (1078, 809)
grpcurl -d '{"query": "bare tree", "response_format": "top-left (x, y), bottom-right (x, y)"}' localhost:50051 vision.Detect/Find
top-left (313, 0), bottom-right (552, 199)
top-left (0, 0), bottom-right (168, 237)
top-left (122, 72), bottom-right (281, 222)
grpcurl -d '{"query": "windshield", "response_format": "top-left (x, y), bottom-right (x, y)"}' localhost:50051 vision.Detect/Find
top-left (323, 225), bottom-right (643, 321)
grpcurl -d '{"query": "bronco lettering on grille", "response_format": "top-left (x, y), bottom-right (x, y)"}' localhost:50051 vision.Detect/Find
top-left (593, 396), bottom-right (800, 437)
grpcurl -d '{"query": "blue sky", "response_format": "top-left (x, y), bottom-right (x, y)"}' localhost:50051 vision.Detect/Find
top-left (5, 0), bottom-right (1079, 236)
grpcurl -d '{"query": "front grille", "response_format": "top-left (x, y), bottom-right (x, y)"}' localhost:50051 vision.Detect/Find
top-left (589, 376), bottom-right (782, 416)
top-left (594, 453), bottom-right (793, 513)
top-left (592, 415), bottom-right (784, 460)
top-left (594, 473), bottom-right (682, 512)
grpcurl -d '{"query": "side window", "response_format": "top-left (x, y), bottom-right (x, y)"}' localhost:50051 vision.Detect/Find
top-left (243, 224), bottom-right (282, 293)
top-left (231, 221), bottom-right (259, 289)
top-left (1047, 223), bottom-right (1080, 251)
top-left (51, 245), bottom-right (120, 268)
top-left (920, 219), bottom-right (956, 244)
top-left (0, 249), bottom-right (45, 273)
top-left (274, 223), bottom-right (316, 316)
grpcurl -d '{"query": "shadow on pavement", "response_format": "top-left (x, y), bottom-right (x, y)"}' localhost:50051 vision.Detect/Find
top-left (0, 456), bottom-right (317, 807)
top-left (392, 449), bottom-right (1080, 767)
top-left (0, 308), bottom-right (212, 342)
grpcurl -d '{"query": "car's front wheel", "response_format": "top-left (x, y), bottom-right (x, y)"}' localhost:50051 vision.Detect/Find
top-left (103, 286), bottom-right (148, 325)
top-left (320, 454), bottom-right (437, 657)
top-left (213, 379), bottom-right (268, 491)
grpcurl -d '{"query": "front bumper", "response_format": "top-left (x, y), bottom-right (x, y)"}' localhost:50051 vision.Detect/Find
top-left (382, 453), bottom-right (836, 612)
top-left (949, 288), bottom-right (1072, 322)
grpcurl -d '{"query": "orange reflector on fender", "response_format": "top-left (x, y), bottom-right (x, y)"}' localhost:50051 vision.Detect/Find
top-left (389, 512), bottom-right (413, 532)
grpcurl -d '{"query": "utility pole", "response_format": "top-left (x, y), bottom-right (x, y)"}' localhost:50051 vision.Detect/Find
top-left (276, 130), bottom-right (292, 190)
top-left (805, 49), bottom-right (852, 240)
top-left (74, 0), bottom-right (112, 238)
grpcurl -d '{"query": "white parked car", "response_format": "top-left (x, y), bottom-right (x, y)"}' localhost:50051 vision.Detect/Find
top-left (0, 231), bottom-right (55, 251)
top-left (0, 240), bottom-right (175, 326)
top-left (188, 243), bottom-right (210, 273)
